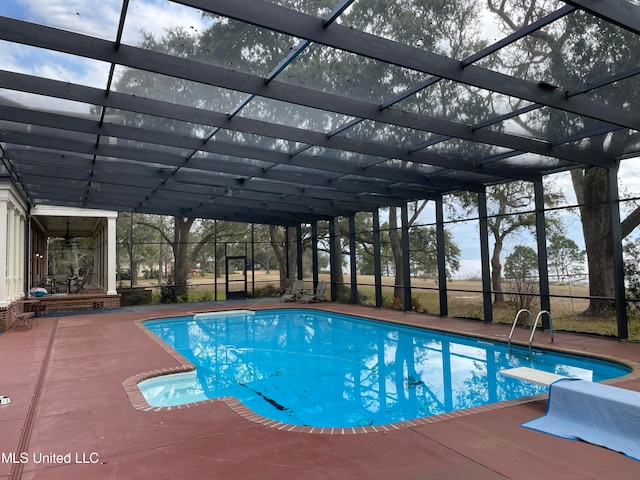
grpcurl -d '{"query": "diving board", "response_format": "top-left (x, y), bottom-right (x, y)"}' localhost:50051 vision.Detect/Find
top-left (194, 310), bottom-right (254, 320)
top-left (499, 367), bottom-right (569, 386)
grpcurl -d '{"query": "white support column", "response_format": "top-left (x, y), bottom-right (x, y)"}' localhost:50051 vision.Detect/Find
top-left (16, 209), bottom-right (24, 298)
top-left (8, 205), bottom-right (16, 299)
top-left (20, 210), bottom-right (25, 295)
top-left (0, 201), bottom-right (7, 307)
top-left (106, 215), bottom-right (117, 295)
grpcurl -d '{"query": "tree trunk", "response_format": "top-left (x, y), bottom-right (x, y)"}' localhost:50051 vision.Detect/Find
top-left (571, 168), bottom-right (616, 315)
top-left (287, 227), bottom-right (297, 280)
top-left (388, 207), bottom-right (404, 300)
top-left (130, 257), bottom-right (138, 286)
top-left (158, 236), bottom-right (163, 285)
top-left (491, 236), bottom-right (504, 304)
top-left (173, 217), bottom-right (194, 300)
top-left (269, 225), bottom-right (288, 286)
top-left (332, 217), bottom-right (345, 286)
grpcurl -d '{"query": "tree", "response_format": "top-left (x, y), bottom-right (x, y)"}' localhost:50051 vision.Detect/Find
top-left (113, 0), bottom-right (493, 295)
top-left (547, 233), bottom-right (585, 283)
top-left (409, 226), bottom-right (460, 279)
top-left (486, 183), bottom-right (537, 304)
top-left (623, 235), bottom-right (640, 312)
top-left (450, 182), bottom-right (562, 304)
top-left (489, 1), bottom-right (640, 315)
top-left (504, 245), bottom-right (539, 314)
top-left (132, 217), bottom-right (223, 300)
top-left (268, 224), bottom-right (322, 285)
top-left (116, 213), bottom-right (165, 286)
top-left (386, 201), bottom-right (460, 300)
top-left (251, 224), bottom-right (279, 273)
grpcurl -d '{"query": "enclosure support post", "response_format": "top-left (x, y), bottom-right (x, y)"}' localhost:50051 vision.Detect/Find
top-left (401, 203), bottom-right (412, 312)
top-left (214, 220), bottom-right (218, 301)
top-left (311, 221), bottom-right (319, 289)
top-left (329, 218), bottom-right (338, 302)
top-left (436, 196), bottom-right (448, 316)
top-left (534, 177), bottom-right (551, 329)
top-left (608, 165), bottom-right (628, 340)
top-left (478, 189), bottom-right (493, 323)
top-left (250, 224), bottom-right (255, 298)
top-left (284, 226), bottom-right (290, 281)
top-left (128, 212), bottom-right (133, 299)
top-left (296, 224), bottom-right (303, 281)
top-left (349, 215), bottom-right (358, 304)
top-left (373, 208), bottom-right (383, 308)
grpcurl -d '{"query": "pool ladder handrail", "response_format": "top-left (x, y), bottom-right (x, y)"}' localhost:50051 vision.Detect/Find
top-left (508, 309), bottom-right (554, 358)
top-left (508, 309), bottom-right (531, 353)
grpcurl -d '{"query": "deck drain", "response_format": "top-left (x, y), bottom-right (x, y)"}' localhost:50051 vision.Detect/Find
top-left (0, 395), bottom-right (11, 405)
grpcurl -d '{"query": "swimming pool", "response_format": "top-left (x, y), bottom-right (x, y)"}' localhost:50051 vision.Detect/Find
top-left (140, 309), bottom-right (630, 428)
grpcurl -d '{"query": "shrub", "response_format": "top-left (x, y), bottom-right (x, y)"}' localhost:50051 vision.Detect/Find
top-left (251, 284), bottom-right (280, 298)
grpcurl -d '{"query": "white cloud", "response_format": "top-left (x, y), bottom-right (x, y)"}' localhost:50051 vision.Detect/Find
top-left (2, 0), bottom-right (211, 47)
top-left (7, 0), bottom-right (122, 40)
top-left (0, 0), bottom-right (210, 112)
top-left (121, 0), bottom-right (212, 46)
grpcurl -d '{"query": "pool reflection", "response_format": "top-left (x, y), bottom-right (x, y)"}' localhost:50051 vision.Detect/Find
top-left (143, 309), bottom-right (627, 428)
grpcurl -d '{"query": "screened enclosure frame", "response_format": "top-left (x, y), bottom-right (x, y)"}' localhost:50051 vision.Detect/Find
top-left (0, 0), bottom-right (638, 338)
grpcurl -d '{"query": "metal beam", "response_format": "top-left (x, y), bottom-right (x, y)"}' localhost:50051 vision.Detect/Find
top-left (6, 150), bottom-right (366, 220)
top-left (607, 165), bottom-right (628, 339)
top-left (534, 178), bottom-right (551, 326)
top-left (436, 197), bottom-right (448, 316)
top-left (564, 0), bottom-right (640, 35)
top-left (0, 101), bottom-right (481, 195)
top-left (0, 73), bottom-right (545, 184)
top-left (0, 21), bottom-right (617, 168)
top-left (172, 0), bottom-right (640, 132)
top-left (1, 132), bottom-right (408, 209)
top-left (478, 189), bottom-right (493, 323)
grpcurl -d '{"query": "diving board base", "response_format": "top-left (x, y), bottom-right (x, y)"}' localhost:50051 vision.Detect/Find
top-left (499, 367), bottom-right (569, 386)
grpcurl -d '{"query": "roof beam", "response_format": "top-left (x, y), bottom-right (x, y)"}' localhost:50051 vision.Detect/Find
top-left (0, 128), bottom-right (415, 205)
top-left (563, 0), bottom-right (640, 35)
top-left (0, 73), bottom-right (541, 183)
top-left (172, 0), bottom-right (639, 132)
top-left (17, 170), bottom-right (339, 224)
top-left (4, 143), bottom-right (408, 213)
top-left (0, 104), bottom-right (457, 191)
top-left (0, 21), bottom-right (616, 169)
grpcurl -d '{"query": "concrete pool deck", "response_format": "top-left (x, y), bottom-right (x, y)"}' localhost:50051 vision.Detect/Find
top-left (1, 302), bottom-right (640, 479)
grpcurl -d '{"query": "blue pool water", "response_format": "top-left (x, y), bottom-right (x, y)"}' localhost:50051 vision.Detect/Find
top-left (140, 309), bottom-right (630, 428)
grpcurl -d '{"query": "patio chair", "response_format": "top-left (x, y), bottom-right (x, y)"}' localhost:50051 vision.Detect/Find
top-left (280, 279), bottom-right (304, 302)
top-left (298, 281), bottom-right (327, 303)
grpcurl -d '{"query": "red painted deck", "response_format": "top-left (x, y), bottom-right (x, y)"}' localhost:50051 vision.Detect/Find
top-left (1, 302), bottom-right (640, 479)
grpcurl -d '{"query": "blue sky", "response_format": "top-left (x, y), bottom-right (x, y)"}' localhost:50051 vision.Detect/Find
top-left (0, 0), bottom-right (211, 110)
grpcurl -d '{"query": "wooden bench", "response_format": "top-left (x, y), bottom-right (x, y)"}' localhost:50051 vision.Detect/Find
top-left (38, 294), bottom-right (109, 313)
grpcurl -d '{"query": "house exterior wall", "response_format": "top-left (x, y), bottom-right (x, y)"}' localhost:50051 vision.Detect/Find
top-left (0, 183), bottom-right (28, 307)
